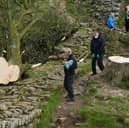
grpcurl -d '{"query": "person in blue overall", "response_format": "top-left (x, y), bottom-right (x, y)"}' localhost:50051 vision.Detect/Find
top-left (64, 49), bottom-right (77, 102)
top-left (107, 13), bottom-right (115, 29)
top-left (90, 29), bottom-right (105, 76)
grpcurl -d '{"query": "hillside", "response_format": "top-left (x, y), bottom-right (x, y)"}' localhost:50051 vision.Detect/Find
top-left (0, 0), bottom-right (129, 128)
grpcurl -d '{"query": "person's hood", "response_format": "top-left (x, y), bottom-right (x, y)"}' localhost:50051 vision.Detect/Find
top-left (109, 15), bottom-right (113, 19)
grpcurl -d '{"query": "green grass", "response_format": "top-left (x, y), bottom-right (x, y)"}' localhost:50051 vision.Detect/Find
top-left (78, 76), bottom-right (129, 128)
top-left (118, 0), bottom-right (129, 28)
top-left (65, 0), bottom-right (77, 18)
top-left (78, 100), bottom-right (123, 128)
top-left (77, 60), bottom-right (91, 76)
top-left (79, 106), bottom-right (123, 128)
top-left (117, 3), bottom-right (125, 29)
top-left (79, 61), bottom-right (91, 73)
top-left (23, 66), bottom-right (48, 80)
top-left (39, 0), bottom-right (49, 11)
top-left (65, 0), bottom-right (92, 22)
top-left (38, 90), bottom-right (60, 128)
top-left (78, 93), bottom-right (129, 128)
top-left (117, 80), bottom-right (129, 89)
top-left (126, 0), bottom-right (129, 4)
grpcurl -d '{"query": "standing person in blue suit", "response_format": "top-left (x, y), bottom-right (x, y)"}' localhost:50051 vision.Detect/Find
top-left (107, 13), bottom-right (115, 29)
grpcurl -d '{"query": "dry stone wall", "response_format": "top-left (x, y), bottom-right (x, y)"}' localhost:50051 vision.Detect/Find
top-left (0, 63), bottom-right (64, 128)
top-left (0, 81), bottom-right (44, 128)
top-left (92, 0), bottom-right (124, 20)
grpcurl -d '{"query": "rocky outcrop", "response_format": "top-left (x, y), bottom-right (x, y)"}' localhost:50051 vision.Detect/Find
top-left (92, 0), bottom-right (124, 20)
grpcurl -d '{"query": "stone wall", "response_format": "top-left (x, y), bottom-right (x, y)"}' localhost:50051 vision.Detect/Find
top-left (92, 0), bottom-right (124, 20)
top-left (0, 62), bottom-right (64, 128)
top-left (0, 81), bottom-right (44, 128)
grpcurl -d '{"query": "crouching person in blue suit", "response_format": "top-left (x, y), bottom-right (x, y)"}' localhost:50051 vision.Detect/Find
top-left (107, 13), bottom-right (115, 29)
top-left (64, 49), bottom-right (77, 102)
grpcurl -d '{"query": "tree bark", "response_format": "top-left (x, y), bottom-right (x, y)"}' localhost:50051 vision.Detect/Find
top-left (0, 0), bottom-right (44, 83)
top-left (7, 0), bottom-right (22, 66)
top-left (24, 0), bottom-right (29, 9)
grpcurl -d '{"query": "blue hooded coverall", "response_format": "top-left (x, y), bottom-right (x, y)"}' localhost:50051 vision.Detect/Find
top-left (107, 15), bottom-right (115, 29)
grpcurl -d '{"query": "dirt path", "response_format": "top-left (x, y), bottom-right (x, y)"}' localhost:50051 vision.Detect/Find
top-left (52, 76), bottom-right (88, 128)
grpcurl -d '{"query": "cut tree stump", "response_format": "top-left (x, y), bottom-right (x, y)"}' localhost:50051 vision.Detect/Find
top-left (0, 57), bottom-right (20, 85)
top-left (102, 56), bottom-right (129, 84)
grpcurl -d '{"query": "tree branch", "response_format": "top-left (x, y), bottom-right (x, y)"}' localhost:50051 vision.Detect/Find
top-left (20, 18), bottom-right (39, 39)
top-left (23, 0), bottom-right (29, 9)
top-left (0, 21), bottom-right (7, 29)
top-left (16, 9), bottom-right (33, 26)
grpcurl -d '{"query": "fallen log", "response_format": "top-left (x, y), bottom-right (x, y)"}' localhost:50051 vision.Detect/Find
top-left (102, 56), bottom-right (129, 84)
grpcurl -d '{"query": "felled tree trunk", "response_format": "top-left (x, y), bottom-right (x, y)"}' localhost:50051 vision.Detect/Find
top-left (102, 56), bottom-right (129, 84)
top-left (0, 57), bottom-right (20, 85)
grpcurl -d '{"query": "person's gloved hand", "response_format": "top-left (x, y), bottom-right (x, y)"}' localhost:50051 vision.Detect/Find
top-left (91, 53), bottom-right (95, 58)
top-left (65, 64), bottom-right (70, 70)
top-left (97, 54), bottom-right (100, 59)
top-left (65, 60), bottom-right (73, 70)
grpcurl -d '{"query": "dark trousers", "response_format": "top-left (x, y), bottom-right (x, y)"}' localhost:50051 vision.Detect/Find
top-left (92, 55), bottom-right (104, 74)
top-left (64, 75), bottom-right (74, 98)
top-left (125, 19), bottom-right (129, 32)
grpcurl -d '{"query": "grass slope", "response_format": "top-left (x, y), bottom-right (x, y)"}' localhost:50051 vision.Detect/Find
top-left (38, 90), bottom-right (60, 128)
